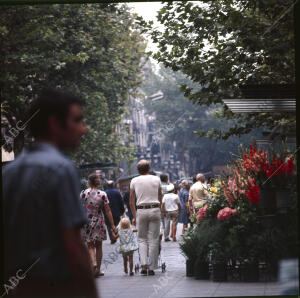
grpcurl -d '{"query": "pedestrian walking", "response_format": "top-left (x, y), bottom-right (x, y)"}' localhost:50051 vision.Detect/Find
top-left (112, 218), bottom-right (138, 276)
top-left (189, 173), bottom-right (209, 214)
top-left (104, 180), bottom-right (125, 244)
top-left (178, 180), bottom-right (191, 235)
top-left (162, 184), bottom-right (181, 241)
top-left (81, 174), bottom-right (115, 277)
top-left (3, 89), bottom-right (98, 298)
top-left (130, 160), bottom-right (162, 275)
top-left (123, 189), bottom-right (133, 223)
top-left (160, 173), bottom-right (169, 235)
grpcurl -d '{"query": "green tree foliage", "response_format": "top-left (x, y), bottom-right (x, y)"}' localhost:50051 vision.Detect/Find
top-left (140, 0), bottom-right (295, 140)
top-left (142, 63), bottom-right (258, 174)
top-left (0, 4), bottom-right (146, 164)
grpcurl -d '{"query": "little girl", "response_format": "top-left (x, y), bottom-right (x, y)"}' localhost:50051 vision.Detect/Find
top-left (113, 218), bottom-right (138, 276)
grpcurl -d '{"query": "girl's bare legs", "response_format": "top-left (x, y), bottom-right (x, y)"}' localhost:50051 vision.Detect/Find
top-left (129, 255), bottom-right (133, 274)
top-left (123, 255), bottom-right (128, 273)
top-left (95, 240), bottom-right (103, 274)
top-left (88, 243), bottom-right (96, 270)
top-left (172, 223), bottom-right (177, 241)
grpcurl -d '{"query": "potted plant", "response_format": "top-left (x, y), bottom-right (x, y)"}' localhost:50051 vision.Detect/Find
top-left (265, 151), bottom-right (296, 213)
top-left (179, 227), bottom-right (198, 277)
top-left (193, 219), bottom-right (213, 280)
top-left (209, 242), bottom-right (228, 282)
top-left (240, 258), bottom-right (259, 282)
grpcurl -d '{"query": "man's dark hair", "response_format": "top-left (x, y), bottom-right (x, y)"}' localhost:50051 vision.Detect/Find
top-left (160, 173), bottom-right (168, 183)
top-left (137, 160), bottom-right (150, 175)
top-left (106, 180), bottom-right (114, 188)
top-left (27, 88), bottom-right (83, 138)
top-left (192, 176), bottom-right (197, 183)
top-left (88, 173), bottom-right (101, 188)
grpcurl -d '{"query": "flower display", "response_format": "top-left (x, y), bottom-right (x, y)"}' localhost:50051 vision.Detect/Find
top-left (217, 207), bottom-right (237, 221)
top-left (197, 206), bottom-right (207, 222)
top-left (240, 145), bottom-right (268, 175)
top-left (181, 144), bottom-right (297, 274)
top-left (189, 212), bottom-right (197, 223)
top-left (223, 145), bottom-right (296, 205)
top-left (246, 185), bottom-right (260, 204)
top-left (210, 187), bottom-right (218, 194)
top-left (265, 156), bottom-right (295, 178)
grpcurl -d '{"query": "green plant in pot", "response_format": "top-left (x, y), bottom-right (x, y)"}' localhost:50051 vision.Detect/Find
top-left (226, 199), bottom-right (261, 281)
top-left (266, 150), bottom-right (296, 213)
top-left (179, 226), bottom-right (198, 277)
top-left (193, 218), bottom-right (215, 280)
top-left (209, 241), bottom-right (228, 282)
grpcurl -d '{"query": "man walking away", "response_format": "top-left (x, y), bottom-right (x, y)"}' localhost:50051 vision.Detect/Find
top-left (3, 89), bottom-right (98, 297)
top-left (162, 184), bottom-right (181, 241)
top-left (189, 173), bottom-right (209, 214)
top-left (123, 189), bottom-right (133, 223)
top-left (130, 160), bottom-right (162, 276)
top-left (105, 180), bottom-right (125, 244)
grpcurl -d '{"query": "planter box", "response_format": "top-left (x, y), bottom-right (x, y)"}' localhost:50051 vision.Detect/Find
top-left (259, 189), bottom-right (276, 215)
top-left (194, 261), bottom-right (210, 280)
top-left (186, 259), bottom-right (195, 277)
top-left (241, 262), bottom-right (259, 282)
top-left (259, 214), bottom-right (276, 229)
top-left (212, 262), bottom-right (227, 282)
top-left (275, 190), bottom-right (289, 213)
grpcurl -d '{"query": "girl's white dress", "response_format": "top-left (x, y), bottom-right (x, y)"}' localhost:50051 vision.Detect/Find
top-left (118, 228), bottom-right (138, 255)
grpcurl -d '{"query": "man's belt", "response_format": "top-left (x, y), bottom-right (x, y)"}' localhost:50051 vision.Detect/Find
top-left (137, 204), bottom-right (160, 209)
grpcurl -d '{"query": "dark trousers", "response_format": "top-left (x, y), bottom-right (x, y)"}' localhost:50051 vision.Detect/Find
top-left (105, 215), bottom-right (120, 242)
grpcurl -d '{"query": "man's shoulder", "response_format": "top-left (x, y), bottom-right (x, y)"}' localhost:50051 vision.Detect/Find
top-left (151, 175), bottom-right (160, 182)
top-left (107, 188), bottom-right (121, 195)
top-left (163, 193), bottom-right (171, 199)
top-left (131, 176), bottom-right (139, 183)
top-left (192, 181), bottom-right (202, 188)
top-left (190, 183), bottom-right (197, 190)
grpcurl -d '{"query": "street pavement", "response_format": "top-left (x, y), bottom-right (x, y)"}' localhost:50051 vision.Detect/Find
top-left (96, 223), bottom-right (282, 298)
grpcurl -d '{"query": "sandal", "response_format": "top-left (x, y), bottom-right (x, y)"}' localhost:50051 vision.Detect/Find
top-left (94, 268), bottom-right (104, 277)
top-left (141, 265), bottom-right (148, 275)
top-left (148, 270), bottom-right (155, 276)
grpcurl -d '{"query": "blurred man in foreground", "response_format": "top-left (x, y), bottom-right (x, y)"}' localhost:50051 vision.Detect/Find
top-left (3, 89), bottom-right (98, 297)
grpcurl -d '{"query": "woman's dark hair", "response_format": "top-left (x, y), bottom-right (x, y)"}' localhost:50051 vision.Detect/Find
top-left (160, 173), bottom-right (168, 183)
top-left (88, 173), bottom-right (101, 188)
top-left (27, 88), bottom-right (83, 138)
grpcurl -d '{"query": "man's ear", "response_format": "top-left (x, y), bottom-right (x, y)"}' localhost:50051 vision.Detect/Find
top-left (48, 115), bottom-right (62, 135)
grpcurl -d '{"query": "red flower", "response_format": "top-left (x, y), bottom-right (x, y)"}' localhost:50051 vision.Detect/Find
top-left (246, 185), bottom-right (260, 204)
top-left (217, 207), bottom-right (237, 221)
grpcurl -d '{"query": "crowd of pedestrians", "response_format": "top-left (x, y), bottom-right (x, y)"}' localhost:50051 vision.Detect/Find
top-left (3, 89), bottom-right (211, 297)
top-left (79, 163), bottom-right (211, 279)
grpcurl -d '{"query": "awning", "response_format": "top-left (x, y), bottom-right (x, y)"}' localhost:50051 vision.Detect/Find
top-left (222, 98), bottom-right (296, 113)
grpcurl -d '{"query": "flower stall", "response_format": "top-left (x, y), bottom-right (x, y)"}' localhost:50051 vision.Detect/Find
top-left (180, 144), bottom-right (297, 282)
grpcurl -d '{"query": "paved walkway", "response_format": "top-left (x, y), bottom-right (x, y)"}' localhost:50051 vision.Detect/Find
top-left (95, 224), bottom-right (281, 297)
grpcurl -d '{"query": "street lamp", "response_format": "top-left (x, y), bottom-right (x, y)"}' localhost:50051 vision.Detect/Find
top-left (163, 160), bottom-right (169, 170)
top-left (176, 161), bottom-right (181, 179)
top-left (146, 148), bottom-right (151, 160)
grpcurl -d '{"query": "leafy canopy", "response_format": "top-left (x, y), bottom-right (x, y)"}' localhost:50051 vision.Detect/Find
top-left (1, 4), bottom-right (146, 164)
top-left (139, 0), bottom-right (295, 140)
